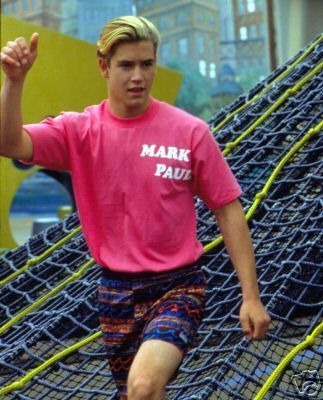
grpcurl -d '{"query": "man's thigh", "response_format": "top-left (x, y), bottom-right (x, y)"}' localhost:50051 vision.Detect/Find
top-left (128, 339), bottom-right (183, 387)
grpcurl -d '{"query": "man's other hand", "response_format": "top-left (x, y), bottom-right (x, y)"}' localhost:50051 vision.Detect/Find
top-left (0, 33), bottom-right (39, 81)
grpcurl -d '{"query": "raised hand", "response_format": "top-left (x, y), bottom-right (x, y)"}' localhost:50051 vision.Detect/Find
top-left (0, 33), bottom-right (39, 81)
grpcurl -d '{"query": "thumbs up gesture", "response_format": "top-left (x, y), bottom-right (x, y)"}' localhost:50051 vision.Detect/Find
top-left (0, 33), bottom-right (39, 81)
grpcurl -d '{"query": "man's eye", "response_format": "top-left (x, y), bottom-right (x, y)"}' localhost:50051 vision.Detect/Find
top-left (143, 61), bottom-right (153, 67)
top-left (119, 63), bottom-right (132, 68)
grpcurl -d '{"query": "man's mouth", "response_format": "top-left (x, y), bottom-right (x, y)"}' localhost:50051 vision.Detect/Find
top-left (128, 87), bottom-right (145, 93)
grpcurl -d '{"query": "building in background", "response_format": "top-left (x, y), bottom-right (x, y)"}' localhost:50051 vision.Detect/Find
top-left (136, 0), bottom-right (220, 82)
top-left (1, 0), bottom-right (135, 43)
top-left (233, 0), bottom-right (269, 86)
top-left (61, 0), bottom-right (135, 43)
top-left (216, 0), bottom-right (237, 72)
top-left (60, 0), bottom-right (78, 38)
top-left (1, 0), bottom-right (61, 31)
top-left (217, 0), bottom-right (269, 90)
top-left (211, 63), bottom-right (243, 113)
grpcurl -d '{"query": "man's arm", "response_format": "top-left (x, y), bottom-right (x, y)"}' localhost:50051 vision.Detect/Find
top-left (0, 33), bottom-right (39, 160)
top-left (213, 198), bottom-right (271, 340)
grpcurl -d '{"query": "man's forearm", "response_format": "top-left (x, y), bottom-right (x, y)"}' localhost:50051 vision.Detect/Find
top-left (213, 199), bottom-right (260, 301)
top-left (0, 76), bottom-right (25, 153)
top-left (214, 199), bottom-right (271, 339)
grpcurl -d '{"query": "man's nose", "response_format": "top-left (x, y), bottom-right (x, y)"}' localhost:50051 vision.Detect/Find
top-left (131, 66), bottom-right (143, 81)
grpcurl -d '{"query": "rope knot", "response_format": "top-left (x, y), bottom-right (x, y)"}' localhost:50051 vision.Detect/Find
top-left (225, 142), bottom-right (236, 151)
top-left (287, 88), bottom-right (297, 96)
top-left (307, 127), bottom-right (321, 137)
top-left (306, 335), bottom-right (316, 347)
top-left (255, 191), bottom-right (267, 201)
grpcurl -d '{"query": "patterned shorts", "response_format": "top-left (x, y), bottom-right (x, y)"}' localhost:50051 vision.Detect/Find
top-left (98, 263), bottom-right (207, 396)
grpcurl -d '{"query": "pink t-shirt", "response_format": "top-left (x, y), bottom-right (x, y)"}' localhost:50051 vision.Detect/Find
top-left (23, 98), bottom-right (242, 273)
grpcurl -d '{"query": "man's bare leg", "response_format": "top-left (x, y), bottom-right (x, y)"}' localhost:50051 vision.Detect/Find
top-left (127, 339), bottom-right (183, 400)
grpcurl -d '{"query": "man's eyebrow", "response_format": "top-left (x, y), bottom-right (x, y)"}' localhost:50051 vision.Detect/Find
top-left (116, 60), bottom-right (133, 64)
top-left (116, 58), bottom-right (155, 64)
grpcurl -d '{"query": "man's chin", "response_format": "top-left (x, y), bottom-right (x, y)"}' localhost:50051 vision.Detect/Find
top-left (127, 97), bottom-right (149, 108)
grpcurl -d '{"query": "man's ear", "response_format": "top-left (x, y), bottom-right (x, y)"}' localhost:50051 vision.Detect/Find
top-left (98, 57), bottom-right (109, 79)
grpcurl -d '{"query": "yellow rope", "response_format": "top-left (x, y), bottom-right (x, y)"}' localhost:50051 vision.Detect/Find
top-left (245, 121), bottom-right (323, 222)
top-left (222, 62), bottom-right (322, 156)
top-left (254, 322), bottom-right (323, 400)
top-left (0, 331), bottom-right (102, 397)
top-left (211, 35), bottom-right (322, 135)
top-left (203, 108), bottom-right (323, 254)
top-left (0, 226), bottom-right (82, 287)
top-left (0, 258), bottom-right (95, 335)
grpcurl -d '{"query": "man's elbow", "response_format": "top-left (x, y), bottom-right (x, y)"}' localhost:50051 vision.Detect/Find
top-left (0, 135), bottom-right (34, 162)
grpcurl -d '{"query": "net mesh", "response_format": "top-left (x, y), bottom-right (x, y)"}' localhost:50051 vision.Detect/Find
top-left (0, 35), bottom-right (322, 399)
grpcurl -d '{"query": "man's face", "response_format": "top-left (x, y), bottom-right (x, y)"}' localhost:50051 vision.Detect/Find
top-left (99, 40), bottom-right (157, 118)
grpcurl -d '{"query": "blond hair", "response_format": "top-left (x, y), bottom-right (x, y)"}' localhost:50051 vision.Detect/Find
top-left (97, 16), bottom-right (160, 62)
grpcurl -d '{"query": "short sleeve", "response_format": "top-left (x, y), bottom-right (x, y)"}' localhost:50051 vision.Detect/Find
top-left (191, 129), bottom-right (242, 209)
top-left (23, 115), bottom-right (70, 171)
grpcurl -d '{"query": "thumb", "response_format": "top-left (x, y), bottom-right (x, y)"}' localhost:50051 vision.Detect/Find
top-left (29, 32), bottom-right (39, 54)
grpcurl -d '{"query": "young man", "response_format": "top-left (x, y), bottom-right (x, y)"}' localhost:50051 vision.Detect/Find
top-left (0, 16), bottom-right (270, 400)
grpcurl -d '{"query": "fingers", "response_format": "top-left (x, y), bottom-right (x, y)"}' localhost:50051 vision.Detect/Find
top-left (251, 314), bottom-right (271, 340)
top-left (1, 41), bottom-right (23, 67)
top-left (240, 313), bottom-right (252, 340)
top-left (1, 37), bottom-right (27, 67)
top-left (29, 32), bottom-right (39, 54)
top-left (1, 33), bottom-right (39, 66)
top-left (0, 51), bottom-right (20, 67)
top-left (240, 301), bottom-right (271, 341)
top-left (0, 33), bottom-right (38, 76)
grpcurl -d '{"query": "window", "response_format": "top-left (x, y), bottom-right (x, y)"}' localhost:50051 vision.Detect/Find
top-left (197, 33), bottom-right (205, 55)
top-left (178, 37), bottom-right (189, 57)
top-left (257, 0), bottom-right (264, 10)
top-left (22, 0), bottom-right (28, 11)
top-left (247, 0), bottom-right (256, 13)
top-left (240, 26), bottom-right (248, 40)
top-left (209, 15), bottom-right (216, 25)
top-left (85, 10), bottom-right (91, 23)
top-left (199, 60), bottom-right (207, 76)
top-left (159, 16), bottom-right (169, 30)
top-left (238, 0), bottom-right (245, 15)
top-left (209, 63), bottom-right (216, 79)
top-left (249, 24), bottom-right (257, 38)
top-left (259, 23), bottom-right (265, 37)
top-left (160, 42), bottom-right (171, 63)
top-left (197, 12), bottom-right (205, 22)
top-left (12, 0), bottom-right (18, 13)
top-left (2, 3), bottom-right (10, 14)
top-left (176, 11), bottom-right (188, 24)
top-left (159, 15), bottom-right (170, 30)
top-left (209, 37), bottom-right (215, 57)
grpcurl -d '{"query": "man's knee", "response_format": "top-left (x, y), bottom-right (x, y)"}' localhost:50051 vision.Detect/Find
top-left (128, 374), bottom-right (163, 399)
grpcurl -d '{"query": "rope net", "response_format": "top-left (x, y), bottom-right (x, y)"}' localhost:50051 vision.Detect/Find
top-left (0, 35), bottom-right (322, 399)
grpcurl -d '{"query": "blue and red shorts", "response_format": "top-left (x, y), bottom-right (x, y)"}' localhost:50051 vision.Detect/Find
top-left (98, 263), bottom-right (206, 396)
